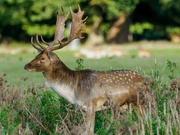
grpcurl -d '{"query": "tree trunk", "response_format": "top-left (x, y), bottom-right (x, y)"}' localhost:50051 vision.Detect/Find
top-left (85, 16), bottom-right (104, 46)
top-left (106, 13), bottom-right (131, 44)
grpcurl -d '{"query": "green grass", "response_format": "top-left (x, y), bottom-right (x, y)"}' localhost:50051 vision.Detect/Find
top-left (0, 41), bottom-right (180, 86)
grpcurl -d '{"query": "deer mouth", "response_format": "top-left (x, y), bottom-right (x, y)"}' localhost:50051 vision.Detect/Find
top-left (26, 68), bottom-right (35, 72)
top-left (24, 64), bottom-right (36, 72)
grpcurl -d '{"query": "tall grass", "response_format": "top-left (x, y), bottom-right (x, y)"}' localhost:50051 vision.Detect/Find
top-left (0, 59), bottom-right (179, 135)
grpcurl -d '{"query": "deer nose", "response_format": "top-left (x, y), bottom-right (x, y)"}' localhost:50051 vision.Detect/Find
top-left (24, 63), bottom-right (31, 70)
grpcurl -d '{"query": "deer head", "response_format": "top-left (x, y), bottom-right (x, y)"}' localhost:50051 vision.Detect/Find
top-left (24, 5), bottom-right (87, 72)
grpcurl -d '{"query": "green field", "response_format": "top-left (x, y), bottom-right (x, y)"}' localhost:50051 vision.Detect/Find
top-left (0, 41), bottom-right (180, 86)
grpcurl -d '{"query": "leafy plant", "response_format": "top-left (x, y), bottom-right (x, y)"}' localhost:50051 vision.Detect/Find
top-left (166, 27), bottom-right (180, 35)
top-left (75, 58), bottom-right (84, 70)
top-left (167, 60), bottom-right (177, 80)
top-left (130, 22), bottom-right (154, 35)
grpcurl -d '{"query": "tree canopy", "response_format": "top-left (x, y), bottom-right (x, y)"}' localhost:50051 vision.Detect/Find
top-left (0, 0), bottom-right (179, 43)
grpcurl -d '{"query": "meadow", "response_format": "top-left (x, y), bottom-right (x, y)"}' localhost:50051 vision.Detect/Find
top-left (0, 41), bottom-right (180, 134)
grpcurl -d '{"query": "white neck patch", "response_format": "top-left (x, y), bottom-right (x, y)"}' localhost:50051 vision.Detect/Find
top-left (47, 81), bottom-right (76, 104)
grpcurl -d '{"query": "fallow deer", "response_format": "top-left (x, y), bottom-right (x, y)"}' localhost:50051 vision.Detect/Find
top-left (24, 5), bottom-right (151, 135)
top-left (138, 47), bottom-right (152, 57)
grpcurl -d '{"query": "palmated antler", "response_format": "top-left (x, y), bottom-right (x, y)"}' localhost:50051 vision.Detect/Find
top-left (31, 5), bottom-right (87, 52)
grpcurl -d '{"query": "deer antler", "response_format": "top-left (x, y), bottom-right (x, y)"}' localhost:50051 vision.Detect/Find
top-left (48, 6), bottom-right (70, 48)
top-left (31, 5), bottom-right (87, 52)
top-left (31, 35), bottom-right (46, 51)
top-left (50, 5), bottom-right (87, 51)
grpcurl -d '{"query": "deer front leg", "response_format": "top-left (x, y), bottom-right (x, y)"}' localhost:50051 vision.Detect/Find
top-left (85, 106), bottom-right (95, 135)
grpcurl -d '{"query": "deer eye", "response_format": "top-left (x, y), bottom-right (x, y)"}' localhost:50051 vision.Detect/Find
top-left (40, 57), bottom-right (45, 61)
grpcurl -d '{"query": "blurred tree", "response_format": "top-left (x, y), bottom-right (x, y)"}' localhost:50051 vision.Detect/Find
top-left (81, 0), bottom-right (140, 44)
top-left (0, 0), bottom-right (29, 41)
top-left (0, 0), bottom-right (78, 41)
top-left (0, 0), bottom-right (179, 43)
top-left (131, 0), bottom-right (180, 41)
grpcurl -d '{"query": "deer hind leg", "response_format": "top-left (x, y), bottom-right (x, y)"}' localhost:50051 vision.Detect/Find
top-left (129, 92), bottom-right (145, 117)
top-left (84, 106), bottom-right (95, 135)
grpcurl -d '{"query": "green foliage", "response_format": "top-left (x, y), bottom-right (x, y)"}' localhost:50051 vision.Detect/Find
top-left (84, 0), bottom-right (139, 37)
top-left (89, 0), bottom-right (139, 20)
top-left (0, 0), bottom-right (180, 41)
top-left (167, 60), bottom-right (177, 80)
top-left (0, 0), bottom-right (78, 40)
top-left (159, 0), bottom-right (180, 25)
top-left (75, 58), bottom-right (84, 70)
top-left (0, 0), bottom-right (140, 41)
top-left (166, 27), bottom-right (180, 35)
top-left (130, 22), bottom-right (154, 34)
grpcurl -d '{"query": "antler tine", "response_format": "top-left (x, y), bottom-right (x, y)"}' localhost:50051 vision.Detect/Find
top-left (51, 5), bottom-right (87, 51)
top-left (83, 16), bottom-right (88, 24)
top-left (31, 37), bottom-right (43, 51)
top-left (61, 6), bottom-right (64, 15)
top-left (35, 35), bottom-right (47, 50)
top-left (40, 36), bottom-right (49, 46)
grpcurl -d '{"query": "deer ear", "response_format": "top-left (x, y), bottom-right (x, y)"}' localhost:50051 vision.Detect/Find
top-left (47, 51), bottom-right (54, 62)
top-left (37, 49), bottom-right (42, 54)
top-left (47, 52), bottom-right (51, 58)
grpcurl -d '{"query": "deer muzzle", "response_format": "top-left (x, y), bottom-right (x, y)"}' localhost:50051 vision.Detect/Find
top-left (24, 63), bottom-right (34, 71)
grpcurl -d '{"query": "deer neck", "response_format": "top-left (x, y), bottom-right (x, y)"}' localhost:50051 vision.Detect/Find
top-left (42, 60), bottom-right (80, 104)
top-left (43, 60), bottom-right (74, 84)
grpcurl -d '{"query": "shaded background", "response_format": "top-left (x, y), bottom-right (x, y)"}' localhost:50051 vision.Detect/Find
top-left (0, 0), bottom-right (180, 45)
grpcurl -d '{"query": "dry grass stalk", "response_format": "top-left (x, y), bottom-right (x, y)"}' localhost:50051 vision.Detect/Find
top-left (0, 74), bottom-right (179, 134)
